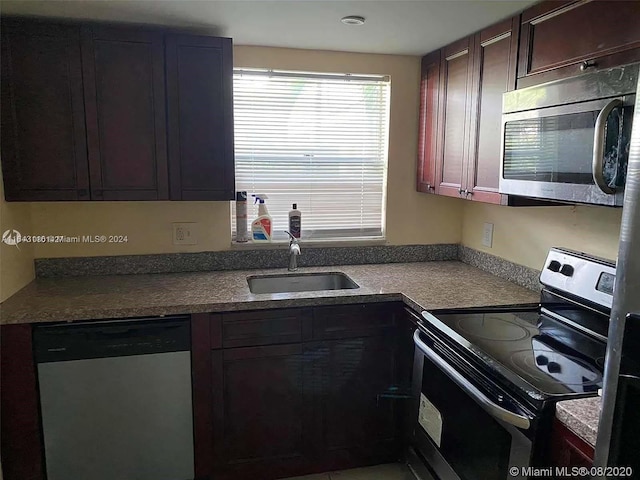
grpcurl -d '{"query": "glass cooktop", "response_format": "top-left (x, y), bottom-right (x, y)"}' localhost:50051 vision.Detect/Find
top-left (424, 308), bottom-right (606, 397)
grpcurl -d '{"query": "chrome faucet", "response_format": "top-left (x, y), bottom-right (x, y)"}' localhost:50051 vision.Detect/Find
top-left (285, 231), bottom-right (300, 271)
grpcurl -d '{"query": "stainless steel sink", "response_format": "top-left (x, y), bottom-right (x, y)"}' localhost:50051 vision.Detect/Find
top-left (247, 272), bottom-right (359, 294)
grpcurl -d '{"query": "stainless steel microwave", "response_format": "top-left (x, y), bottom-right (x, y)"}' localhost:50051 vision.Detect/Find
top-left (500, 63), bottom-right (638, 206)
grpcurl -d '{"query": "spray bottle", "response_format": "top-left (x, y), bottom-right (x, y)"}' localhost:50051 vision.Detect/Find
top-left (251, 194), bottom-right (272, 242)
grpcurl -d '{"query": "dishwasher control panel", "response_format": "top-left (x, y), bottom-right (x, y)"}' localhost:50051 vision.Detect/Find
top-left (34, 316), bottom-right (191, 362)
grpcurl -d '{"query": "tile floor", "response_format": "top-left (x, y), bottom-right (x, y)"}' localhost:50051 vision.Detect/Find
top-left (282, 462), bottom-right (416, 480)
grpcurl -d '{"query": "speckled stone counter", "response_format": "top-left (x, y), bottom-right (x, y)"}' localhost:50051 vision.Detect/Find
top-left (556, 397), bottom-right (601, 447)
top-left (0, 261), bottom-right (539, 324)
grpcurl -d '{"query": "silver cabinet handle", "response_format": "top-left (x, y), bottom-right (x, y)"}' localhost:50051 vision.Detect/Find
top-left (413, 329), bottom-right (531, 430)
top-left (580, 60), bottom-right (597, 71)
top-left (592, 99), bottom-right (622, 195)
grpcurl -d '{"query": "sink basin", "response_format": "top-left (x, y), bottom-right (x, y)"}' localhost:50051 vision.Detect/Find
top-left (247, 272), bottom-right (359, 294)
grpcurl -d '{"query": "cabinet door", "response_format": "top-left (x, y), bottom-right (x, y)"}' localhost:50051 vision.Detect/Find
top-left (0, 324), bottom-right (44, 480)
top-left (549, 417), bottom-right (594, 472)
top-left (81, 27), bottom-right (168, 200)
top-left (465, 18), bottom-right (519, 204)
top-left (436, 37), bottom-right (475, 199)
top-left (518, 0), bottom-right (640, 87)
top-left (212, 344), bottom-right (311, 479)
top-left (307, 336), bottom-right (400, 463)
top-left (416, 50), bottom-right (442, 194)
top-left (1, 22), bottom-right (89, 201)
top-left (166, 35), bottom-right (235, 201)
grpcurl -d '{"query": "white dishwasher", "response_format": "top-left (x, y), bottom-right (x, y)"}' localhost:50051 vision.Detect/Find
top-left (34, 316), bottom-right (194, 480)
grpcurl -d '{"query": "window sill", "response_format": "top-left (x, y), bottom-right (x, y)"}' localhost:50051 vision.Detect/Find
top-left (230, 237), bottom-right (387, 250)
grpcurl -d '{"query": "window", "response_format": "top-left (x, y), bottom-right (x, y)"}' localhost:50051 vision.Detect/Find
top-left (233, 69), bottom-right (390, 241)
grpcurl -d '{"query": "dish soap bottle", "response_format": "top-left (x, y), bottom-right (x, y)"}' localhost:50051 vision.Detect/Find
top-left (288, 203), bottom-right (301, 238)
top-left (251, 194), bottom-right (272, 242)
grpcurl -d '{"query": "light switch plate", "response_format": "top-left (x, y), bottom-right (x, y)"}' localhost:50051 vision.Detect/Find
top-left (482, 222), bottom-right (494, 248)
top-left (173, 223), bottom-right (197, 245)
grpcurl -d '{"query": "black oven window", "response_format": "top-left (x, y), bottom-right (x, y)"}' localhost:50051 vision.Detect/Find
top-left (422, 358), bottom-right (513, 480)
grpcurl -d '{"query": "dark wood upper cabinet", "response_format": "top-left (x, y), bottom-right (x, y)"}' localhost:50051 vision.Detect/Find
top-left (518, 0), bottom-right (640, 87)
top-left (416, 51), bottom-right (441, 194)
top-left (1, 22), bottom-right (90, 201)
top-left (1, 20), bottom-right (235, 202)
top-left (81, 26), bottom-right (169, 200)
top-left (421, 20), bottom-right (519, 204)
top-left (166, 35), bottom-right (235, 201)
top-left (466, 17), bottom-right (520, 204)
top-left (436, 37), bottom-right (475, 199)
top-left (418, 1), bottom-right (640, 203)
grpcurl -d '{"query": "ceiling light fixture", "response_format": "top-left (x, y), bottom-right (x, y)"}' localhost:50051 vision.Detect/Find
top-left (341, 15), bottom-right (366, 26)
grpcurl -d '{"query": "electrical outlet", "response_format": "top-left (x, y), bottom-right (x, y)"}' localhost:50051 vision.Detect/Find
top-left (482, 223), bottom-right (494, 248)
top-left (173, 223), bottom-right (197, 245)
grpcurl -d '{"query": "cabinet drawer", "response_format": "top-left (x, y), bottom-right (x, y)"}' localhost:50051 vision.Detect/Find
top-left (312, 304), bottom-right (397, 340)
top-left (222, 309), bottom-right (310, 348)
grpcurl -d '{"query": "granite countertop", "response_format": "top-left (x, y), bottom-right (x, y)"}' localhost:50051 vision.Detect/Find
top-left (555, 396), bottom-right (601, 447)
top-left (0, 261), bottom-right (539, 325)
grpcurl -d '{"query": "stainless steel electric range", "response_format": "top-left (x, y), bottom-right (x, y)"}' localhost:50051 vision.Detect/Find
top-left (408, 248), bottom-right (615, 480)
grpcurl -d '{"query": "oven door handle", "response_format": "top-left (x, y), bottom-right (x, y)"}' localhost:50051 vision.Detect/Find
top-left (592, 98), bottom-right (622, 195)
top-left (413, 330), bottom-right (531, 430)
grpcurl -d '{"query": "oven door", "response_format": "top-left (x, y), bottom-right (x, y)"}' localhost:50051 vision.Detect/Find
top-left (412, 329), bottom-right (534, 480)
top-left (500, 96), bottom-right (634, 206)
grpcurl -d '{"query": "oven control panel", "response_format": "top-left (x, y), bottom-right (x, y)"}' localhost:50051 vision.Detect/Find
top-left (540, 247), bottom-right (616, 309)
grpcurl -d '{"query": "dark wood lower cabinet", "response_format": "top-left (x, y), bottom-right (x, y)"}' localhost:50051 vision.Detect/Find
top-left (309, 336), bottom-right (401, 463)
top-left (0, 324), bottom-right (44, 480)
top-left (212, 344), bottom-right (313, 480)
top-left (191, 313), bottom-right (215, 479)
top-left (0, 304), bottom-right (406, 480)
top-left (549, 417), bottom-right (594, 478)
top-left (209, 304), bottom-right (404, 480)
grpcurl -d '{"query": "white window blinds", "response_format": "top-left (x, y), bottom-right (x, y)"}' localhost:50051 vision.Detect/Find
top-left (233, 69), bottom-right (390, 241)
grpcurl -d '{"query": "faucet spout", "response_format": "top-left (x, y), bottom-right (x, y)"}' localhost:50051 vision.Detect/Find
top-left (285, 231), bottom-right (301, 271)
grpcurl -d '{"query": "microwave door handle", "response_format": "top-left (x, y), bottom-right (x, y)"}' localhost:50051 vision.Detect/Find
top-left (592, 99), bottom-right (622, 194)
top-left (413, 330), bottom-right (531, 430)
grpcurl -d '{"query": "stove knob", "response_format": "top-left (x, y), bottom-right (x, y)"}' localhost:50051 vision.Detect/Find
top-left (560, 264), bottom-right (574, 277)
top-left (548, 260), bottom-right (561, 272)
top-left (536, 355), bottom-right (549, 366)
top-left (547, 362), bottom-right (562, 374)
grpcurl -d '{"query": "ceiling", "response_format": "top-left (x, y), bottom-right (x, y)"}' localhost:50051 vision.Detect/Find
top-left (0, 0), bottom-right (537, 56)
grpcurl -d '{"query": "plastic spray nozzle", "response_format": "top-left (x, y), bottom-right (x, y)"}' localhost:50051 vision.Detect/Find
top-left (252, 194), bottom-right (268, 204)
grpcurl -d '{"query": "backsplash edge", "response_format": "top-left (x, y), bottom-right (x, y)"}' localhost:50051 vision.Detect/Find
top-left (34, 244), bottom-right (542, 291)
top-left (35, 244), bottom-right (460, 278)
top-left (457, 245), bottom-right (541, 292)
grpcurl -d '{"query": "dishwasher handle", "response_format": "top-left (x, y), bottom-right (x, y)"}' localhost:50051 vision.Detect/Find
top-left (413, 329), bottom-right (531, 430)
